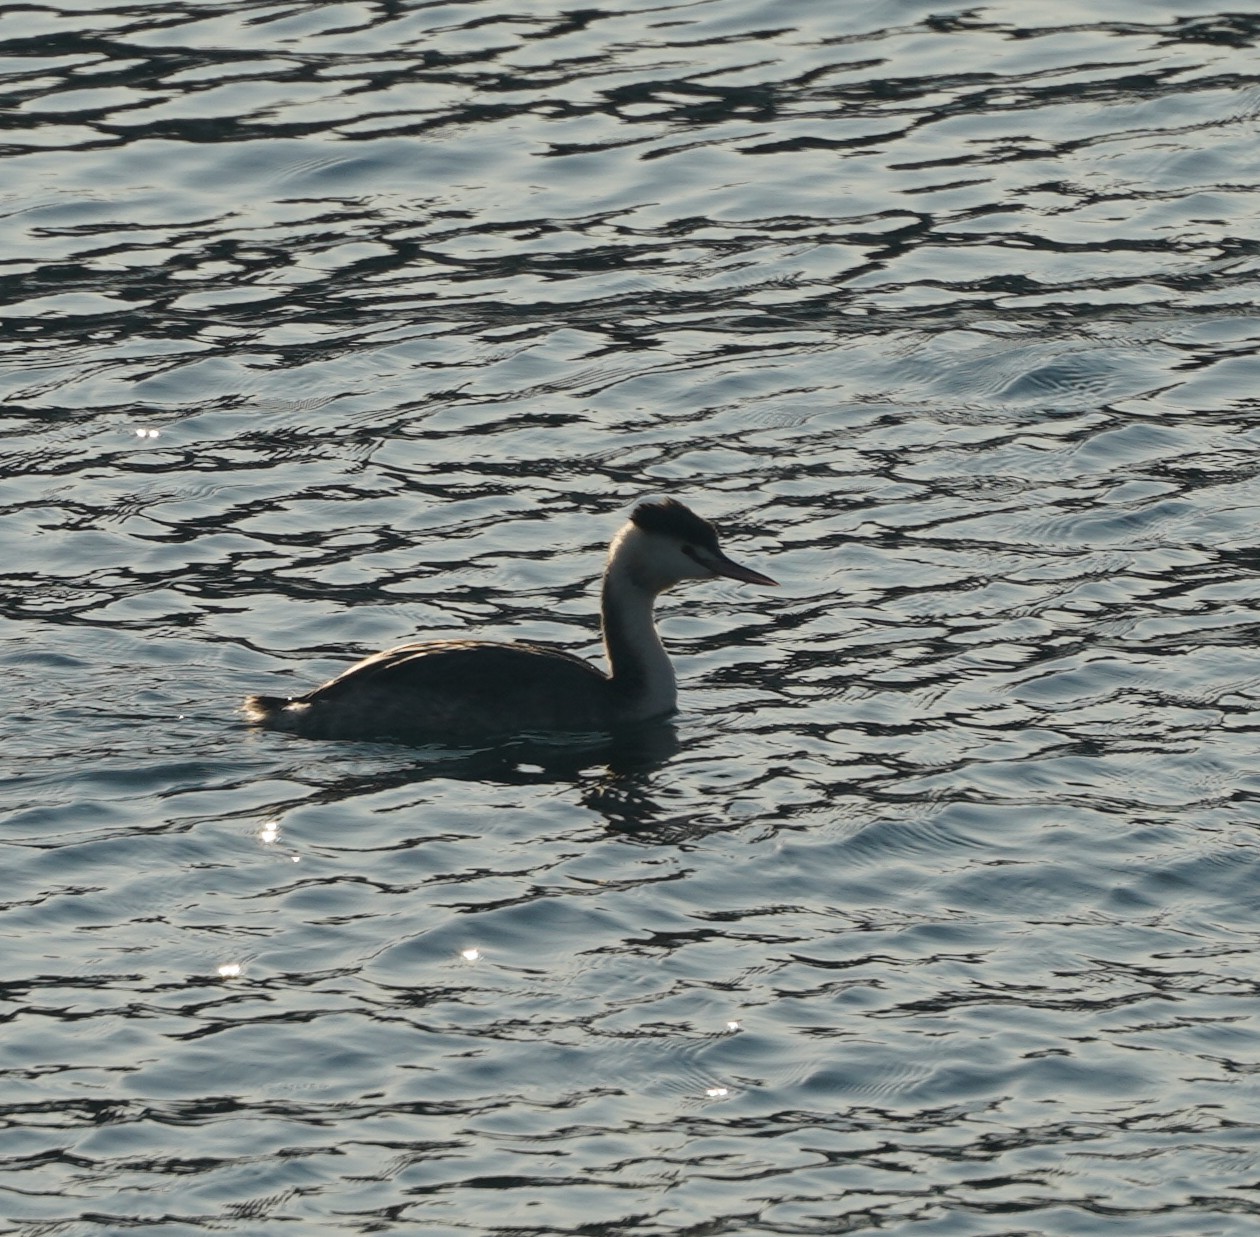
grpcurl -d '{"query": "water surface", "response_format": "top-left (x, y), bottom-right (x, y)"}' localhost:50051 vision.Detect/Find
top-left (4, 1), bottom-right (1260, 1233)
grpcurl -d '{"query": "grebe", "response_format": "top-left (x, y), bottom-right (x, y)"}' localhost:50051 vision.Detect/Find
top-left (243, 498), bottom-right (776, 741)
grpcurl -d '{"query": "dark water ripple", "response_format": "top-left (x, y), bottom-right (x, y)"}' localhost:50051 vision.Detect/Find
top-left (4, 1), bottom-right (1260, 1233)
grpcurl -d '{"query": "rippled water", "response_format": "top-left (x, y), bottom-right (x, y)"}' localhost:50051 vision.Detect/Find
top-left (5, 1), bottom-right (1260, 1232)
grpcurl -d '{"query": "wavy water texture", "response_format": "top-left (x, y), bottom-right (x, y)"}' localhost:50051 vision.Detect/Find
top-left (3, 1), bottom-right (1260, 1234)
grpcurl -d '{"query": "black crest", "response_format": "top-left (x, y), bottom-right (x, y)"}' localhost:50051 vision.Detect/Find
top-left (630, 498), bottom-right (720, 551)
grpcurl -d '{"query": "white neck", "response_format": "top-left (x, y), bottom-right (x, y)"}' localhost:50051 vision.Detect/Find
top-left (600, 530), bottom-right (677, 720)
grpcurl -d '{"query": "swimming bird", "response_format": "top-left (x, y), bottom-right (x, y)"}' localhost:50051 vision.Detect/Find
top-left (243, 498), bottom-right (776, 741)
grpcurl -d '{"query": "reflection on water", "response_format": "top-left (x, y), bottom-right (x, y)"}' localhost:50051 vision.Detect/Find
top-left (5, 0), bottom-right (1260, 1233)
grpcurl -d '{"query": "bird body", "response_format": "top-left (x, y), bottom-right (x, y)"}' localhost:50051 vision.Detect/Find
top-left (244, 498), bottom-right (775, 742)
top-left (246, 640), bottom-right (624, 739)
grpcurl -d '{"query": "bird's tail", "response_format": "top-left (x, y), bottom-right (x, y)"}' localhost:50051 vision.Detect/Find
top-left (243, 694), bottom-right (291, 726)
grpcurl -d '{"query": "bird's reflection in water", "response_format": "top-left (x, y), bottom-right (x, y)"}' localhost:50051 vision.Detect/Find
top-left (577, 721), bottom-right (681, 837)
top-left (266, 718), bottom-right (682, 836)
